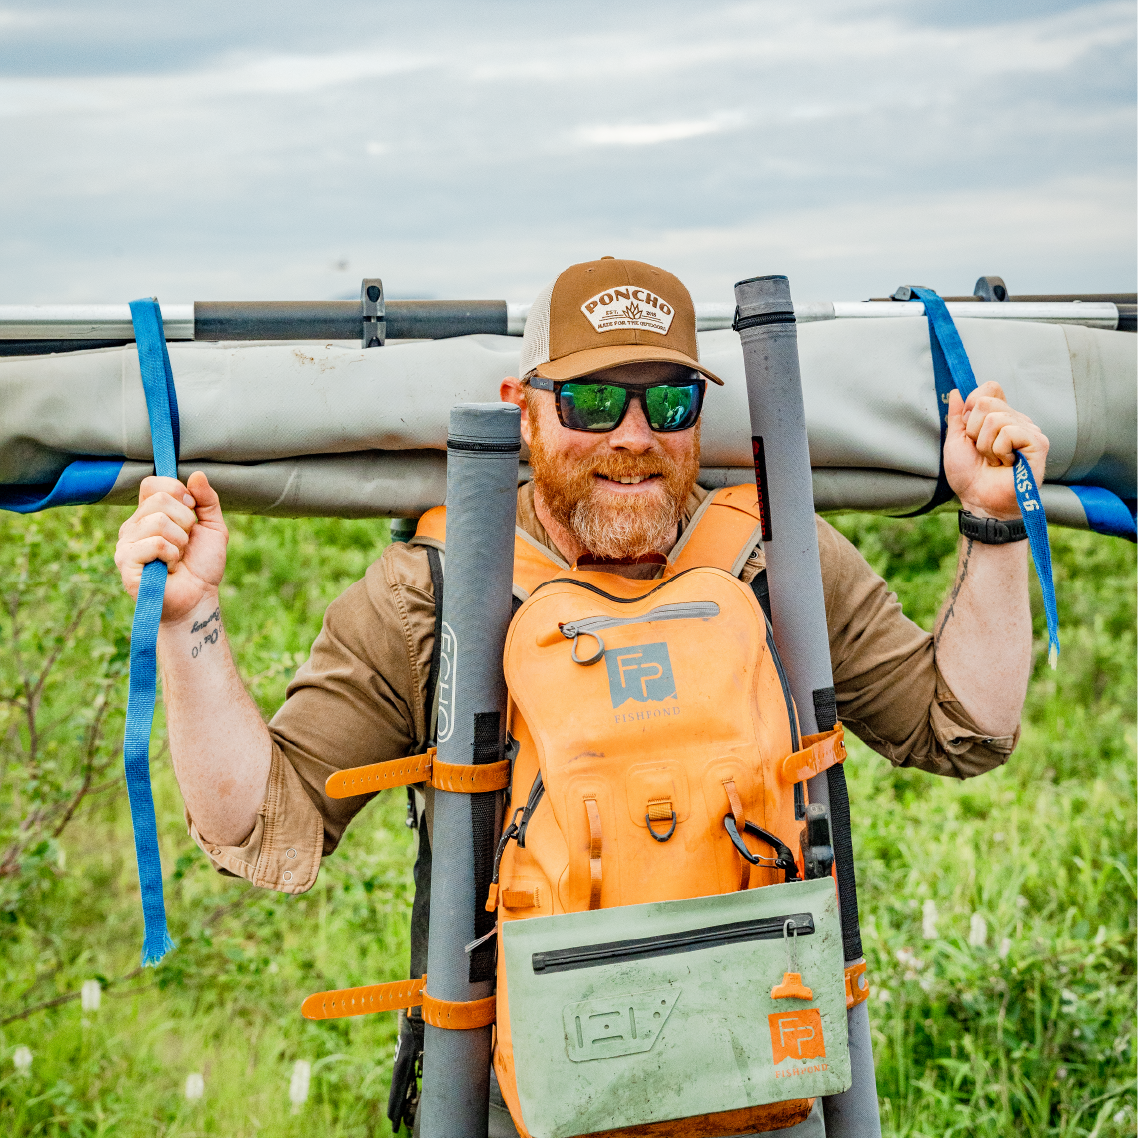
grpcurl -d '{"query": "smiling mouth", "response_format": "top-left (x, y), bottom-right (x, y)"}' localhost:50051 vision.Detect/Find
top-left (596, 473), bottom-right (662, 486)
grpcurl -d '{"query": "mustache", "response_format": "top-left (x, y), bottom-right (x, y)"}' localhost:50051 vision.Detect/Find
top-left (585, 454), bottom-right (671, 481)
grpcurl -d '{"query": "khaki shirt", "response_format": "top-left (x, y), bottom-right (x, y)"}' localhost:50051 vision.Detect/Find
top-left (188, 483), bottom-right (1016, 893)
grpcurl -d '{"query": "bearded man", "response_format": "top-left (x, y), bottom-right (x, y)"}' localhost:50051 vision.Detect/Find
top-left (114, 257), bottom-right (1048, 1134)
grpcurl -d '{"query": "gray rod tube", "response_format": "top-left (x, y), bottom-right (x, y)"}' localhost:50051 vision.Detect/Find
top-left (419, 403), bottom-right (521, 1138)
top-left (734, 274), bottom-right (882, 1138)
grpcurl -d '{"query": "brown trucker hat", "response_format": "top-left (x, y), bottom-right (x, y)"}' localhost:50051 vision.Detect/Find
top-left (519, 257), bottom-right (724, 385)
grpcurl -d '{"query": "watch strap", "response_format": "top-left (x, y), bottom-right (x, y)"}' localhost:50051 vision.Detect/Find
top-left (958, 510), bottom-right (1028, 544)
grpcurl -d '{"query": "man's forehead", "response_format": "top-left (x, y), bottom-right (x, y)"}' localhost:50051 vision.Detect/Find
top-left (578, 360), bottom-right (697, 387)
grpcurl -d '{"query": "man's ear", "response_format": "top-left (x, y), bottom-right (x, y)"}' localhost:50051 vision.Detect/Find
top-left (500, 377), bottom-right (531, 445)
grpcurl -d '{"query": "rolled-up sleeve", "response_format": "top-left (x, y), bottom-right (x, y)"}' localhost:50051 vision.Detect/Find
top-left (817, 517), bottom-right (1017, 778)
top-left (185, 541), bottom-right (437, 892)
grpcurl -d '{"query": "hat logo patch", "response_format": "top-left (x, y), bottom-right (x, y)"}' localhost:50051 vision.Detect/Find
top-left (581, 287), bottom-right (676, 335)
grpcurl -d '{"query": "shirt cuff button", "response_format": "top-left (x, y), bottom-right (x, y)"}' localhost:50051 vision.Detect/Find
top-left (283, 870), bottom-right (294, 883)
top-left (286, 848), bottom-right (297, 859)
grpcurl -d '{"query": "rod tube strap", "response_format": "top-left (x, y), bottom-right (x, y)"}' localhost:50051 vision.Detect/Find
top-left (421, 990), bottom-right (497, 1030)
top-left (300, 976), bottom-right (496, 1028)
top-left (301, 977), bottom-right (425, 1020)
top-left (324, 749), bottom-right (510, 799)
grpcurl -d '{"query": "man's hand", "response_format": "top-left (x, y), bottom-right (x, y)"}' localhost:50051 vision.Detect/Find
top-left (943, 381), bottom-right (1049, 519)
top-left (114, 470), bottom-right (228, 622)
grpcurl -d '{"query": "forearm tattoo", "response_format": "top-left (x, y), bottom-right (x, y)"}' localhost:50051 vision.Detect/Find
top-left (934, 537), bottom-right (974, 648)
top-left (189, 606), bottom-right (221, 659)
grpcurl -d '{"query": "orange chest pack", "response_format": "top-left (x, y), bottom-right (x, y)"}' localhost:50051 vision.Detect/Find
top-left (416, 486), bottom-right (848, 1136)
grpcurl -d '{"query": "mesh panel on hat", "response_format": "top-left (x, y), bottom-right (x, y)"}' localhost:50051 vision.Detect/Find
top-left (519, 277), bottom-right (557, 378)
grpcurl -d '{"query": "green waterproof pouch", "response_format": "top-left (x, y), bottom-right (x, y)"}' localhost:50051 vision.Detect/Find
top-left (502, 877), bottom-right (851, 1138)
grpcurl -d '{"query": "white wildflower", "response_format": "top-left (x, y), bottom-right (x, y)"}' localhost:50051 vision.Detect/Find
top-left (969, 912), bottom-right (988, 948)
top-left (81, 979), bottom-right (101, 1012)
top-left (1094, 925), bottom-right (1107, 946)
top-left (12, 1046), bottom-right (32, 1075)
top-left (185, 1073), bottom-right (205, 1101)
top-left (921, 899), bottom-right (939, 940)
top-left (999, 938), bottom-right (1012, 959)
top-left (896, 946), bottom-right (923, 970)
top-left (1056, 1066), bottom-right (1068, 1081)
top-left (876, 988), bottom-right (891, 1004)
top-left (1114, 1107), bottom-right (1129, 1125)
top-left (289, 1060), bottom-right (312, 1113)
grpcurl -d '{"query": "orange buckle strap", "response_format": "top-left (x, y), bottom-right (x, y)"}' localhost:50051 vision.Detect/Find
top-left (722, 779), bottom-right (750, 891)
top-left (301, 975), bottom-right (496, 1028)
top-left (422, 990), bottom-right (497, 1030)
top-left (778, 725), bottom-right (847, 785)
top-left (325, 748), bottom-right (511, 800)
top-left (301, 976), bottom-right (424, 1020)
top-left (845, 960), bottom-right (869, 1009)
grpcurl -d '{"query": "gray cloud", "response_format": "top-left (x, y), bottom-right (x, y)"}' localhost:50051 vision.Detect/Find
top-left (1, 0), bottom-right (1133, 305)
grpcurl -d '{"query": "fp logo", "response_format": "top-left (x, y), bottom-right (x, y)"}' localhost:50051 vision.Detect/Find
top-left (606, 642), bottom-right (676, 708)
top-left (768, 1010), bottom-right (825, 1064)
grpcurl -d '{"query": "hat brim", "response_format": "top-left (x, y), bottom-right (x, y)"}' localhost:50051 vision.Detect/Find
top-left (532, 344), bottom-right (724, 386)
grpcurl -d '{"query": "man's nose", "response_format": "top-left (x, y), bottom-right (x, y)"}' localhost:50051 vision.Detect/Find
top-left (607, 395), bottom-right (654, 453)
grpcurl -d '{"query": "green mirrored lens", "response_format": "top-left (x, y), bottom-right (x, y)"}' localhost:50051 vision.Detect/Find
top-left (559, 384), bottom-right (629, 431)
top-left (644, 384), bottom-right (700, 430)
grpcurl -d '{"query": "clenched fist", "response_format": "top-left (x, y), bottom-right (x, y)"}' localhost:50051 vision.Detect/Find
top-left (943, 381), bottom-right (1049, 520)
top-left (114, 471), bottom-right (228, 623)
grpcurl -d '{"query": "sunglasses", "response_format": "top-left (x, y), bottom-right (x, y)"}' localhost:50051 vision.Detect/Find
top-left (527, 374), bottom-right (706, 434)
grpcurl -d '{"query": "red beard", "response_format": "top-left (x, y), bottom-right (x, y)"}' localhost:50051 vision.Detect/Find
top-left (527, 402), bottom-right (700, 560)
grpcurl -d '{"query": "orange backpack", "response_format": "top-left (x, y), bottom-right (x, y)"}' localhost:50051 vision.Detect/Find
top-left (421, 486), bottom-right (845, 1136)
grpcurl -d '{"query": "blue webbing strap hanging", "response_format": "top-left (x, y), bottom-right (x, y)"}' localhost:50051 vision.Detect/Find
top-left (123, 298), bottom-right (180, 965)
top-left (908, 288), bottom-right (1060, 668)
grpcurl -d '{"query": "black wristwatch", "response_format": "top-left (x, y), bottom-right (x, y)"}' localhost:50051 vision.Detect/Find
top-left (958, 510), bottom-right (1028, 544)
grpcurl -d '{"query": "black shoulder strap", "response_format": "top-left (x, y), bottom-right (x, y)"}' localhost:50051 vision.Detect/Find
top-left (421, 546), bottom-right (445, 749)
top-left (751, 568), bottom-right (772, 625)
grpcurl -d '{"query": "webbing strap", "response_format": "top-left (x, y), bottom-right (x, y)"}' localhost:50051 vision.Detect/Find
top-left (421, 989), bottom-right (497, 1030)
top-left (721, 779), bottom-right (750, 891)
top-left (908, 288), bottom-right (1060, 667)
top-left (323, 751), bottom-right (510, 799)
top-left (300, 975), bottom-right (496, 1028)
top-left (1069, 484), bottom-right (1137, 541)
top-left (302, 977), bottom-right (425, 1020)
top-left (123, 298), bottom-right (179, 966)
top-left (583, 797), bottom-right (603, 910)
top-left (778, 725), bottom-right (847, 785)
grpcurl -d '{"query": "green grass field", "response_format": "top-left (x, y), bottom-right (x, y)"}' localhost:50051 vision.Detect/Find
top-left (1, 505), bottom-right (1133, 1136)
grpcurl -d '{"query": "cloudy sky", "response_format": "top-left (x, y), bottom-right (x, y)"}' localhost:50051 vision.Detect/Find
top-left (1, 0), bottom-right (1134, 306)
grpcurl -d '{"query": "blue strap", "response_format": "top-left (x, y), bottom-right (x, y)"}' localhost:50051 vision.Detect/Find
top-left (123, 298), bottom-right (180, 965)
top-left (909, 288), bottom-right (1060, 668)
top-left (1069, 484), bottom-right (1138, 541)
top-left (0, 459), bottom-right (125, 514)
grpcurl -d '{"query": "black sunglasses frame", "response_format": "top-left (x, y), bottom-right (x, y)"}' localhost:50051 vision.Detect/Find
top-left (526, 374), bottom-right (707, 434)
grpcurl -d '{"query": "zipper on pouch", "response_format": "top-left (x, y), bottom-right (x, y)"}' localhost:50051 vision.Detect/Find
top-left (551, 600), bottom-right (720, 665)
top-left (531, 912), bottom-right (816, 974)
